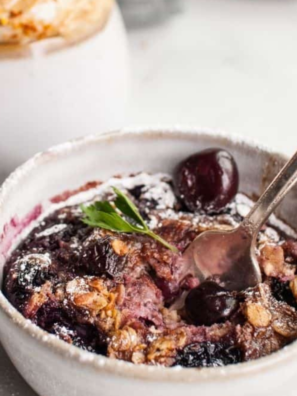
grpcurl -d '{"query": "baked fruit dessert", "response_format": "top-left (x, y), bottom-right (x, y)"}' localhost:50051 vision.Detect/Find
top-left (3, 148), bottom-right (297, 368)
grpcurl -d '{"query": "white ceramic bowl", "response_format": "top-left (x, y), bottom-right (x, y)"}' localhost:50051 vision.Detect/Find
top-left (0, 127), bottom-right (297, 396)
top-left (0, 4), bottom-right (129, 182)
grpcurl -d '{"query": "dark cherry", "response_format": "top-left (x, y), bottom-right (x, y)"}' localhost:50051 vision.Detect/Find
top-left (21, 209), bottom-right (91, 253)
top-left (128, 185), bottom-right (159, 219)
top-left (175, 342), bottom-right (242, 368)
top-left (3, 258), bottom-right (48, 312)
top-left (36, 301), bottom-right (107, 354)
top-left (70, 323), bottom-right (107, 355)
top-left (17, 260), bottom-right (49, 289)
top-left (270, 278), bottom-right (297, 309)
top-left (2, 280), bottom-right (31, 312)
top-left (80, 236), bottom-right (127, 278)
top-left (128, 185), bottom-right (145, 200)
top-left (185, 281), bottom-right (238, 326)
top-left (35, 300), bottom-right (68, 330)
top-left (174, 148), bottom-right (239, 213)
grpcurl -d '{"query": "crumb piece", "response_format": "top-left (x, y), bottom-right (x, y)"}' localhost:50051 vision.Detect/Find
top-left (146, 329), bottom-right (187, 366)
top-left (260, 245), bottom-right (295, 280)
top-left (245, 303), bottom-right (271, 328)
top-left (111, 239), bottom-right (129, 256)
top-left (290, 277), bottom-right (297, 300)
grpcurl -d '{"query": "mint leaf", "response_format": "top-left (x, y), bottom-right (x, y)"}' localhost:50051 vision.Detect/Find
top-left (94, 201), bottom-right (116, 214)
top-left (81, 207), bottom-right (138, 233)
top-left (80, 188), bottom-right (178, 253)
top-left (113, 187), bottom-right (147, 229)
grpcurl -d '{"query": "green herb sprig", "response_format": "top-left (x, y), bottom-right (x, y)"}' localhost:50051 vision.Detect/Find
top-left (80, 187), bottom-right (178, 253)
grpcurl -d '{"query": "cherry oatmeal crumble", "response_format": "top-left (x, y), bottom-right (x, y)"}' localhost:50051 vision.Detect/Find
top-left (3, 150), bottom-right (297, 368)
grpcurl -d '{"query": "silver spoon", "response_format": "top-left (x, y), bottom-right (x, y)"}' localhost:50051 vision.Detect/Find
top-left (182, 151), bottom-right (297, 291)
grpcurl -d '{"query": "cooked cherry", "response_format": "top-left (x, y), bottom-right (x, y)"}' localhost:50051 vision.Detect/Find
top-left (70, 323), bottom-right (107, 355)
top-left (80, 237), bottom-right (127, 278)
top-left (174, 148), bottom-right (239, 213)
top-left (35, 300), bottom-right (70, 329)
top-left (270, 278), bottom-right (297, 309)
top-left (17, 260), bottom-right (49, 289)
top-left (185, 281), bottom-right (238, 326)
top-left (175, 342), bottom-right (242, 368)
top-left (128, 185), bottom-right (145, 200)
top-left (36, 302), bottom-right (107, 354)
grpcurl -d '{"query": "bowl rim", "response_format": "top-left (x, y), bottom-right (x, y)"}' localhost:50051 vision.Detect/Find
top-left (0, 126), bottom-right (295, 384)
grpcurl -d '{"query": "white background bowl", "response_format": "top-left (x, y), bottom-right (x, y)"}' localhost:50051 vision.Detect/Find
top-left (0, 4), bottom-right (130, 183)
top-left (0, 128), bottom-right (296, 396)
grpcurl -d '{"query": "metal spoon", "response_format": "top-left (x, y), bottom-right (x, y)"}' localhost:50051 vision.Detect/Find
top-left (182, 151), bottom-right (297, 291)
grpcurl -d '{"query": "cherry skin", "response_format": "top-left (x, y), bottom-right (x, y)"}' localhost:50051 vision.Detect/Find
top-left (185, 281), bottom-right (238, 326)
top-left (174, 148), bottom-right (239, 213)
top-left (80, 237), bottom-right (127, 278)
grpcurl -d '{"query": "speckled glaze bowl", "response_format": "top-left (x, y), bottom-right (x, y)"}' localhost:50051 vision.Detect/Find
top-left (0, 128), bottom-right (297, 396)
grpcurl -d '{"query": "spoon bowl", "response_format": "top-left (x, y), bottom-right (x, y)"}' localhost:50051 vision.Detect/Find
top-left (183, 150), bottom-right (297, 291)
top-left (183, 225), bottom-right (261, 291)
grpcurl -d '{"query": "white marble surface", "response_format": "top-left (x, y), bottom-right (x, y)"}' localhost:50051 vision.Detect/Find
top-left (2, 0), bottom-right (297, 394)
top-left (126, 0), bottom-right (297, 156)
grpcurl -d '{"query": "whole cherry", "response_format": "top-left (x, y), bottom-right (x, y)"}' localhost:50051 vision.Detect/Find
top-left (174, 148), bottom-right (239, 213)
top-left (185, 281), bottom-right (238, 326)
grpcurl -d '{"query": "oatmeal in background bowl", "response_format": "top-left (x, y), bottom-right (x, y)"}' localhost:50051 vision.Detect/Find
top-left (0, 0), bottom-right (129, 181)
top-left (1, 128), bottom-right (297, 396)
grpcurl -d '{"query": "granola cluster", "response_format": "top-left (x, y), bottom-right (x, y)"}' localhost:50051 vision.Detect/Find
top-left (0, 0), bottom-right (113, 45)
top-left (3, 173), bottom-right (297, 367)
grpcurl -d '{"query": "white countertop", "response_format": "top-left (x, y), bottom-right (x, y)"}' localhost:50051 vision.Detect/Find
top-left (126, 0), bottom-right (297, 156)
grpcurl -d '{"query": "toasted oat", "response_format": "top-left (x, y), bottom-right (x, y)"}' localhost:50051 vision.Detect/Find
top-left (290, 277), bottom-right (297, 300)
top-left (74, 292), bottom-right (108, 314)
top-left (147, 329), bottom-right (187, 366)
top-left (111, 239), bottom-right (129, 256)
top-left (245, 303), bottom-right (272, 328)
top-left (25, 281), bottom-right (52, 317)
top-left (109, 326), bottom-right (139, 353)
top-left (260, 245), bottom-right (295, 280)
top-left (271, 304), bottom-right (297, 338)
top-left (131, 351), bottom-right (146, 365)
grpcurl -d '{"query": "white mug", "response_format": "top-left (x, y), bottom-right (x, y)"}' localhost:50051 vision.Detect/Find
top-left (0, 4), bottom-right (130, 182)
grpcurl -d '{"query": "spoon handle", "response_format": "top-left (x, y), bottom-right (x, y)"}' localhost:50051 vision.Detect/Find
top-left (244, 151), bottom-right (297, 233)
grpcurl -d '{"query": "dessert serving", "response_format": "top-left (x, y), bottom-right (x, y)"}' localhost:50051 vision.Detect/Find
top-left (3, 147), bottom-right (297, 369)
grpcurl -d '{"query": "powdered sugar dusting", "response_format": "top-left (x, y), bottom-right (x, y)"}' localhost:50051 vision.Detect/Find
top-left (17, 253), bottom-right (51, 268)
top-left (36, 224), bottom-right (67, 238)
top-left (66, 277), bottom-right (89, 297)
